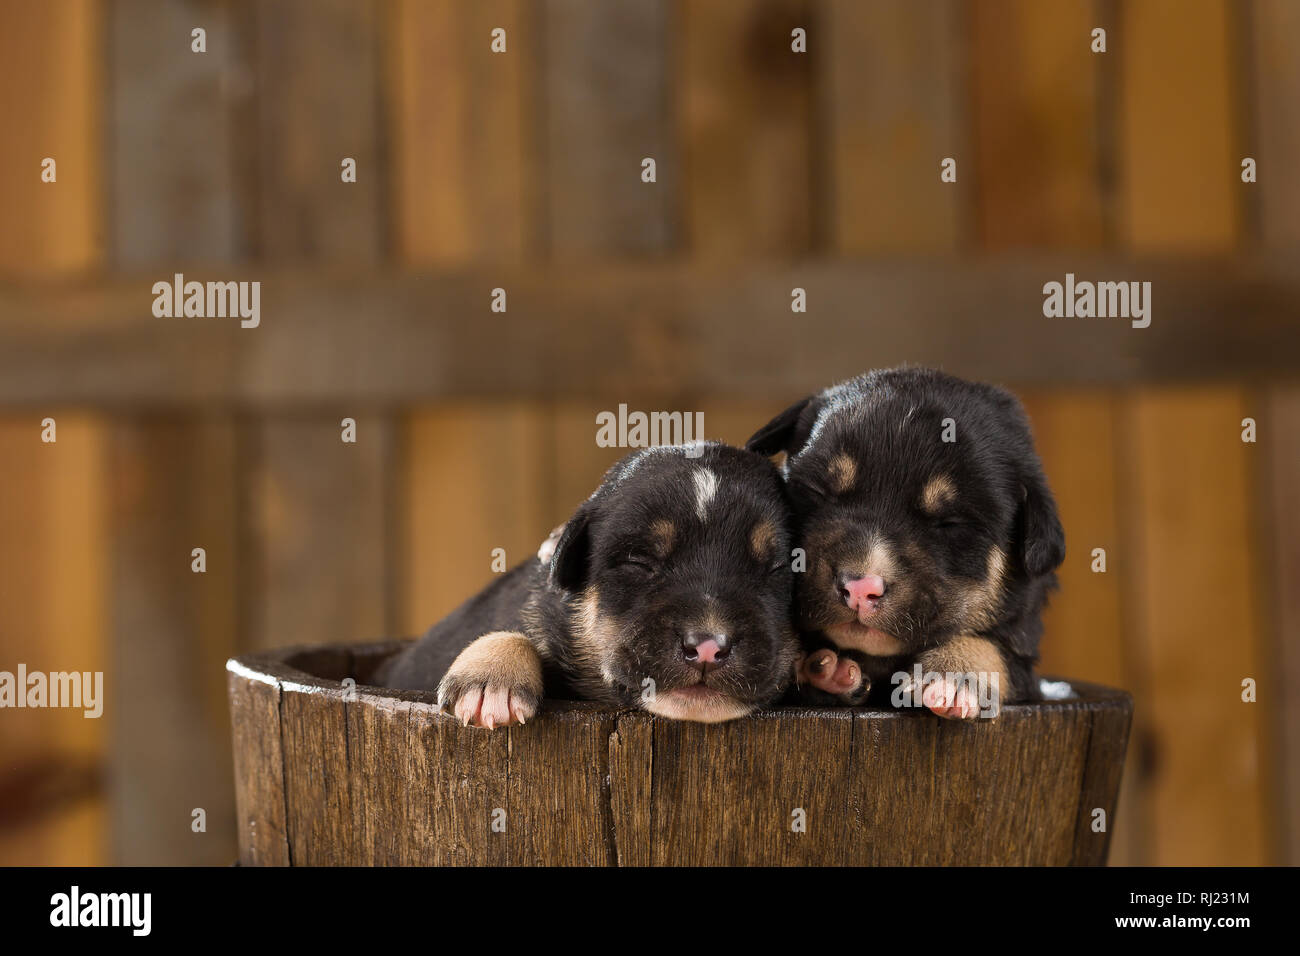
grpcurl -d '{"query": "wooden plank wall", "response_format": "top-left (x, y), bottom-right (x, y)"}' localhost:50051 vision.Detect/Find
top-left (241, 0), bottom-right (393, 655)
top-left (682, 0), bottom-right (812, 258)
top-left (104, 0), bottom-right (246, 865)
top-left (0, 415), bottom-right (108, 865)
top-left (104, 0), bottom-right (397, 862)
top-left (971, 0), bottom-right (1105, 247)
top-left (389, 1), bottom-right (549, 630)
top-left (1119, 0), bottom-right (1273, 865)
top-left (822, 0), bottom-right (966, 252)
top-left (387, 0), bottom-right (531, 264)
top-left (1251, 0), bottom-right (1300, 867)
top-left (540, 0), bottom-right (675, 257)
top-left (1, 0), bottom-right (1295, 867)
top-left (1264, 387), bottom-right (1300, 866)
top-left (0, 0), bottom-right (108, 865)
top-left (972, 0), bottom-right (1284, 867)
top-left (967, 0), bottom-right (1131, 865)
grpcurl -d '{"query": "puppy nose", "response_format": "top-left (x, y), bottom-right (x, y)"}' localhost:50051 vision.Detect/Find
top-left (838, 572), bottom-right (886, 614)
top-left (682, 631), bottom-right (731, 668)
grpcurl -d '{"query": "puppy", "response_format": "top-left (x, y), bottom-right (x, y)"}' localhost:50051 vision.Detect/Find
top-left (746, 367), bottom-right (1065, 719)
top-left (378, 442), bottom-right (800, 727)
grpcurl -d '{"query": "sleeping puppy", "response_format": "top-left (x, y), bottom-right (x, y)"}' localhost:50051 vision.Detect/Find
top-left (378, 442), bottom-right (800, 727)
top-left (747, 367), bottom-right (1065, 719)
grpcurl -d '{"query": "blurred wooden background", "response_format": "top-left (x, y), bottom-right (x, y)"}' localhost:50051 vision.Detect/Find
top-left (0, 0), bottom-right (1296, 866)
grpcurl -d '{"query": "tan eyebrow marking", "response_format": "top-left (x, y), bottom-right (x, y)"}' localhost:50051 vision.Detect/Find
top-left (921, 475), bottom-right (957, 514)
top-left (827, 453), bottom-right (857, 493)
top-left (750, 520), bottom-right (777, 559)
top-left (649, 519), bottom-right (676, 558)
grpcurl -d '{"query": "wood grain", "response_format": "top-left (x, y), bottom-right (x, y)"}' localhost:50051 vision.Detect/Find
top-left (649, 709), bottom-right (852, 865)
top-left (106, 0), bottom-right (250, 266)
top-left (1020, 392), bottom-right (1126, 687)
top-left (0, 0), bottom-right (107, 865)
top-left (1071, 693), bottom-right (1134, 865)
top-left (607, 715), bottom-right (654, 867)
top-left (506, 707), bottom-right (618, 865)
top-left (1250, 0), bottom-right (1300, 244)
top-left (101, 2), bottom-right (254, 867)
top-left (854, 705), bottom-right (1096, 865)
top-left (228, 642), bottom-right (1133, 866)
top-left (1119, 0), bottom-right (1241, 248)
top-left (681, 0), bottom-right (813, 258)
top-left (387, 0), bottom-right (532, 264)
top-left (1121, 388), bottom-right (1274, 864)
top-left (226, 663), bottom-right (289, 866)
top-left (242, 416), bottom-right (394, 649)
top-left (237, 2), bottom-right (395, 654)
top-left (971, 0), bottom-right (1103, 247)
top-left (0, 0), bottom-right (102, 276)
top-left (277, 671), bottom-right (355, 865)
top-left (0, 415), bottom-right (109, 865)
top-left (1018, 391), bottom-right (1138, 866)
top-left (400, 404), bottom-right (551, 634)
top-left (820, 0), bottom-right (965, 252)
top-left (108, 417), bottom-right (241, 865)
top-left (3, 257), bottom-right (1299, 408)
top-left (1263, 386), bottom-right (1300, 864)
top-left (540, 0), bottom-right (675, 256)
top-left (253, 0), bottom-right (384, 262)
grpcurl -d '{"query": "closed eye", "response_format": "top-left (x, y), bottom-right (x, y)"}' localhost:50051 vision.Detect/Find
top-left (619, 554), bottom-right (659, 573)
top-left (794, 476), bottom-right (831, 500)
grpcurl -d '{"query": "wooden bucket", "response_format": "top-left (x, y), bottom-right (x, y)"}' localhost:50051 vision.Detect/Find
top-left (227, 639), bottom-right (1132, 866)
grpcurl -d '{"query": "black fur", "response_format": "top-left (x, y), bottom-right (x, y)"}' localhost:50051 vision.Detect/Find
top-left (748, 367), bottom-right (1065, 705)
top-left (379, 442), bottom-right (800, 719)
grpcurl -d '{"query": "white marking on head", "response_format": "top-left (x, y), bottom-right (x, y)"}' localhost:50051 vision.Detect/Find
top-left (693, 468), bottom-right (719, 521)
top-left (861, 533), bottom-right (897, 579)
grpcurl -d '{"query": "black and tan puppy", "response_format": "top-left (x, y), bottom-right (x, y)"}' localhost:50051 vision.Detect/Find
top-left (379, 442), bottom-right (801, 727)
top-left (747, 367), bottom-right (1065, 719)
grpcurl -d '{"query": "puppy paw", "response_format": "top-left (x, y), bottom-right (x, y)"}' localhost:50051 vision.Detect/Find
top-left (536, 523), bottom-right (566, 564)
top-left (908, 636), bottom-right (1006, 720)
top-left (436, 631), bottom-right (543, 730)
top-left (918, 673), bottom-right (983, 720)
top-left (795, 648), bottom-right (871, 706)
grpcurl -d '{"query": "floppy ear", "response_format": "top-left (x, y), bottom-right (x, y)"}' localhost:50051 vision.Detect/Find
top-left (745, 395), bottom-right (818, 457)
top-left (1017, 467), bottom-right (1066, 578)
top-left (549, 506), bottom-right (593, 592)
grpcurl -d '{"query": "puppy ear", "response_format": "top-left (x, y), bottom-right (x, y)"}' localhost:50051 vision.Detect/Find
top-left (549, 507), bottom-right (592, 592)
top-left (745, 395), bottom-right (818, 457)
top-left (1017, 467), bottom-right (1065, 578)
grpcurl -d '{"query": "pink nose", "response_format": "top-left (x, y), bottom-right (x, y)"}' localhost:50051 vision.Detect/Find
top-left (694, 639), bottom-right (721, 663)
top-left (839, 573), bottom-right (886, 615)
top-left (682, 632), bottom-right (731, 668)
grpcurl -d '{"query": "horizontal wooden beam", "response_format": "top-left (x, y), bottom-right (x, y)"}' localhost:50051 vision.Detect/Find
top-left (2, 255), bottom-right (1298, 407)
